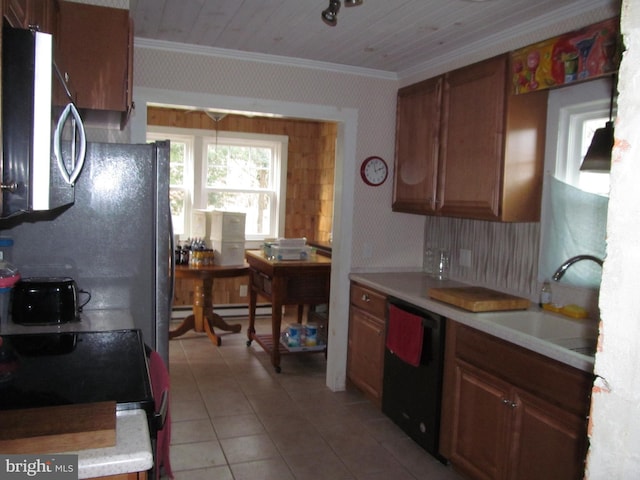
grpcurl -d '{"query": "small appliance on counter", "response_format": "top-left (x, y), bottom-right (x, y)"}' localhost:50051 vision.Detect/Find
top-left (11, 277), bottom-right (90, 325)
top-left (0, 141), bottom-right (173, 364)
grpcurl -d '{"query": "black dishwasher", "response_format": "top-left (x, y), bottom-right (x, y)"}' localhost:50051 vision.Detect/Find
top-left (382, 297), bottom-right (447, 463)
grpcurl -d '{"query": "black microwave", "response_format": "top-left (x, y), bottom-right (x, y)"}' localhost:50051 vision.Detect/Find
top-left (1, 24), bottom-right (86, 218)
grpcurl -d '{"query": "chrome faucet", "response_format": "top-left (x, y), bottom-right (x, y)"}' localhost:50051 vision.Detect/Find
top-left (552, 255), bottom-right (604, 281)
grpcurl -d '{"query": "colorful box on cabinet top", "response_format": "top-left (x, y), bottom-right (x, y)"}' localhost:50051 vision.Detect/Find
top-left (511, 17), bottom-right (621, 94)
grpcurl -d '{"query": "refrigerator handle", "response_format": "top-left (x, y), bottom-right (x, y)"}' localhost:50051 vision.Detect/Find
top-left (169, 214), bottom-right (175, 314)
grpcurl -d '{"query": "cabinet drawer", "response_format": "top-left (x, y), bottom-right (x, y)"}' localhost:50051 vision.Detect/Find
top-left (350, 283), bottom-right (386, 318)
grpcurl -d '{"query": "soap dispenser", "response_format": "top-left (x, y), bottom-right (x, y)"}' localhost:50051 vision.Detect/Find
top-left (539, 280), bottom-right (552, 308)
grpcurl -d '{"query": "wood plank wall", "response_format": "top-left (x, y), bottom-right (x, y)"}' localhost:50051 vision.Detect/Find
top-left (147, 107), bottom-right (336, 308)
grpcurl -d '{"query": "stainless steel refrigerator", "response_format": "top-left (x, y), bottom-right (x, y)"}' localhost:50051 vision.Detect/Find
top-left (0, 141), bottom-right (173, 364)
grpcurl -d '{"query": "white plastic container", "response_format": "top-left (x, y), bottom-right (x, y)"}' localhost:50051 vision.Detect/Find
top-left (271, 245), bottom-right (312, 261)
top-left (210, 211), bottom-right (246, 241)
top-left (212, 240), bottom-right (246, 266)
top-left (277, 238), bottom-right (307, 248)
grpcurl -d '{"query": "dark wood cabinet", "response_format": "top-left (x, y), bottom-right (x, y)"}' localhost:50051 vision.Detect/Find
top-left (347, 282), bottom-right (386, 407)
top-left (2, 0), bottom-right (133, 128)
top-left (3, 0), bottom-right (28, 27)
top-left (393, 54), bottom-right (548, 221)
top-left (3, 0), bottom-right (57, 32)
top-left (440, 320), bottom-right (592, 480)
top-left (392, 76), bottom-right (442, 214)
top-left (54, 1), bottom-right (133, 128)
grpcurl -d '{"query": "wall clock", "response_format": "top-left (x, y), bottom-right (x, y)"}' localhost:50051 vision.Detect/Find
top-left (360, 156), bottom-right (388, 186)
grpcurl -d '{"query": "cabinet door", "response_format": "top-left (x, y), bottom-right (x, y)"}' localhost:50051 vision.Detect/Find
top-left (439, 55), bottom-right (506, 220)
top-left (3, 0), bottom-right (28, 27)
top-left (347, 306), bottom-right (385, 405)
top-left (507, 389), bottom-right (588, 480)
top-left (392, 76), bottom-right (442, 215)
top-left (55, 1), bottom-right (131, 112)
top-left (28, 0), bottom-right (57, 33)
top-left (449, 360), bottom-right (510, 480)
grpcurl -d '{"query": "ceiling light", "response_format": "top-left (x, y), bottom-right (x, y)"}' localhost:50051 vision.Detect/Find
top-left (321, 0), bottom-right (341, 26)
top-left (344, 0), bottom-right (363, 6)
top-left (580, 75), bottom-right (616, 172)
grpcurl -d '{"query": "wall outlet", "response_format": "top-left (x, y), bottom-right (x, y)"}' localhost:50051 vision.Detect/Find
top-left (363, 243), bottom-right (373, 259)
top-left (460, 249), bottom-right (472, 268)
top-left (239, 284), bottom-right (248, 297)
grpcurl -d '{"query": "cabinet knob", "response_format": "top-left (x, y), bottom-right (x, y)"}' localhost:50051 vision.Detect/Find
top-left (0, 182), bottom-right (18, 193)
top-left (361, 293), bottom-right (370, 302)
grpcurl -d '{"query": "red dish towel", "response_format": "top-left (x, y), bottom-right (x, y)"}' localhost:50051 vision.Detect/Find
top-left (149, 350), bottom-right (174, 480)
top-left (386, 304), bottom-right (424, 367)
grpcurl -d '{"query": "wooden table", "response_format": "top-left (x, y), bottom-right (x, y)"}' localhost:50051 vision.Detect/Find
top-left (170, 264), bottom-right (249, 346)
top-left (245, 250), bottom-right (331, 372)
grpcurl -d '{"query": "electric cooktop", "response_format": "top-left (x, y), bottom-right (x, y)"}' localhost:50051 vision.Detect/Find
top-left (0, 329), bottom-right (153, 414)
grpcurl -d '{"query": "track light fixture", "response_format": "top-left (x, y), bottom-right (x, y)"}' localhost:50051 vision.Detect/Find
top-left (321, 0), bottom-right (341, 26)
top-left (322, 0), bottom-right (363, 27)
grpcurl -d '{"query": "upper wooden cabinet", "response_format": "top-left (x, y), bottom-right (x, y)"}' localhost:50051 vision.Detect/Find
top-left (393, 54), bottom-right (548, 222)
top-left (392, 76), bottom-right (442, 214)
top-left (3, 0), bottom-right (57, 32)
top-left (54, 1), bottom-right (133, 128)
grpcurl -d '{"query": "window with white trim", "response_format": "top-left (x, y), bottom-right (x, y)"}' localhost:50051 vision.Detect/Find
top-left (148, 127), bottom-right (288, 241)
top-left (538, 79), bottom-right (612, 288)
top-left (556, 100), bottom-right (612, 197)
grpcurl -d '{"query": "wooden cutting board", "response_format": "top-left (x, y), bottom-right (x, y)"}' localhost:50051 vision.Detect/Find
top-left (429, 286), bottom-right (530, 312)
top-left (0, 401), bottom-right (116, 454)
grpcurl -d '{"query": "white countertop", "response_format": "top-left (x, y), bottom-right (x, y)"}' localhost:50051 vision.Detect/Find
top-left (65, 409), bottom-right (153, 479)
top-left (350, 271), bottom-right (598, 372)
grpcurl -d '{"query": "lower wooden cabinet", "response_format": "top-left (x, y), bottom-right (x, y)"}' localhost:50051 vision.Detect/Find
top-left (440, 320), bottom-right (593, 480)
top-left (347, 282), bottom-right (386, 406)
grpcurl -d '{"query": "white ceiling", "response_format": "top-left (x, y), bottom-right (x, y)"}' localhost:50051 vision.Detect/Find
top-left (129, 0), bottom-right (619, 79)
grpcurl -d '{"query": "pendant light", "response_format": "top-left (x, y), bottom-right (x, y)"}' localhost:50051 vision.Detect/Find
top-left (580, 75), bottom-right (616, 172)
top-left (205, 111), bottom-right (227, 155)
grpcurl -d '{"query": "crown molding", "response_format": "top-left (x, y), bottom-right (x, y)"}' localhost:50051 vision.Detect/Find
top-left (134, 37), bottom-right (399, 81)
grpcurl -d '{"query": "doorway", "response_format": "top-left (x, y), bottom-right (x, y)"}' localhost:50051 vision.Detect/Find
top-left (130, 87), bottom-right (358, 392)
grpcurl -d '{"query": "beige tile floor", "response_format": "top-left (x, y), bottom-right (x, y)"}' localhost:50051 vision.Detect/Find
top-left (165, 314), bottom-right (465, 480)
